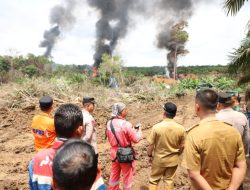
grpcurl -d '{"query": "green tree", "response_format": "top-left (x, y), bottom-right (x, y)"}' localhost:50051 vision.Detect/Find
top-left (26, 54), bottom-right (51, 73)
top-left (224, 0), bottom-right (250, 84)
top-left (13, 55), bottom-right (27, 70)
top-left (169, 21), bottom-right (189, 79)
top-left (98, 54), bottom-right (123, 85)
top-left (0, 56), bottom-right (11, 83)
top-left (22, 65), bottom-right (38, 78)
top-left (228, 31), bottom-right (250, 84)
top-left (0, 56), bottom-right (11, 73)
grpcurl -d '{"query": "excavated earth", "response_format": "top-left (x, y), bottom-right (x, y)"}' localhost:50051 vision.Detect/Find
top-left (0, 93), bottom-right (250, 190)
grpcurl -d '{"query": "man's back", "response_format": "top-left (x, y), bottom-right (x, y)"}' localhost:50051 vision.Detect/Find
top-left (148, 119), bottom-right (185, 167)
top-left (182, 117), bottom-right (245, 190)
top-left (29, 141), bottom-right (62, 190)
top-left (29, 140), bottom-right (106, 190)
top-left (82, 110), bottom-right (98, 153)
top-left (216, 108), bottom-right (248, 136)
top-left (31, 112), bottom-right (56, 151)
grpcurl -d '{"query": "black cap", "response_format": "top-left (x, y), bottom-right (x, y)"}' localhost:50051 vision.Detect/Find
top-left (82, 97), bottom-right (96, 104)
top-left (163, 102), bottom-right (177, 117)
top-left (218, 92), bottom-right (231, 104)
top-left (39, 96), bottom-right (53, 107)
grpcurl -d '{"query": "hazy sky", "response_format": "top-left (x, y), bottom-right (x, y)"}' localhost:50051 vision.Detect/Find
top-left (0, 0), bottom-right (250, 67)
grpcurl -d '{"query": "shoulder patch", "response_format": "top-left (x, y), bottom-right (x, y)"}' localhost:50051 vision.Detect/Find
top-left (174, 121), bottom-right (182, 125)
top-left (186, 124), bottom-right (199, 132)
top-left (223, 121), bottom-right (233, 126)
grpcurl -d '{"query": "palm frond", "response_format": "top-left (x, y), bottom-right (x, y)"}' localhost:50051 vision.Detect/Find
top-left (228, 37), bottom-right (250, 74)
top-left (229, 49), bottom-right (250, 72)
top-left (224, 0), bottom-right (248, 16)
top-left (238, 73), bottom-right (250, 85)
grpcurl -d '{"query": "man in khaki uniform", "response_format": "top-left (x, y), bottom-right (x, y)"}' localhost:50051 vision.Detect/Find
top-left (147, 102), bottom-right (185, 190)
top-left (182, 89), bottom-right (247, 190)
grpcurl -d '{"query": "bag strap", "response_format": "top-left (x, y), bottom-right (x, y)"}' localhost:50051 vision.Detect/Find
top-left (110, 119), bottom-right (122, 147)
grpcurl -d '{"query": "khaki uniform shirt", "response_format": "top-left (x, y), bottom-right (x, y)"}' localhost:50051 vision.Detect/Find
top-left (182, 117), bottom-right (246, 190)
top-left (147, 118), bottom-right (185, 167)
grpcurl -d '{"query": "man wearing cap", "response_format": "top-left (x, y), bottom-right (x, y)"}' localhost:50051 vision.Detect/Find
top-left (216, 92), bottom-right (250, 157)
top-left (182, 89), bottom-right (247, 190)
top-left (29, 104), bottom-right (106, 190)
top-left (147, 102), bottom-right (185, 190)
top-left (31, 96), bottom-right (56, 152)
top-left (82, 97), bottom-right (98, 157)
top-left (106, 102), bottom-right (142, 190)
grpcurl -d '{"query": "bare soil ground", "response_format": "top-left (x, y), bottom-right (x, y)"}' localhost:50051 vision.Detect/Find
top-left (0, 88), bottom-right (250, 190)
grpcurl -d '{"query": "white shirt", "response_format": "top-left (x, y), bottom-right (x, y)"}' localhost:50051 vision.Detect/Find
top-left (82, 109), bottom-right (98, 154)
top-left (216, 108), bottom-right (249, 156)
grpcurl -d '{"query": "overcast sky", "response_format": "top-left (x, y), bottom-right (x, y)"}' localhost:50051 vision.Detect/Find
top-left (0, 0), bottom-right (250, 67)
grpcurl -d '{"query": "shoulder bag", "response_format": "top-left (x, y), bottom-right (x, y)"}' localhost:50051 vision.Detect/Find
top-left (110, 120), bottom-right (134, 163)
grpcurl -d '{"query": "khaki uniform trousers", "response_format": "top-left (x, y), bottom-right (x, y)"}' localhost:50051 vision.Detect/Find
top-left (149, 164), bottom-right (178, 190)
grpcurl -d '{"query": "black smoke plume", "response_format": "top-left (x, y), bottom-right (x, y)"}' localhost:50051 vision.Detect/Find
top-left (154, 0), bottom-right (202, 78)
top-left (40, 0), bottom-right (78, 57)
top-left (88, 0), bottom-right (203, 70)
top-left (87, 0), bottom-right (145, 68)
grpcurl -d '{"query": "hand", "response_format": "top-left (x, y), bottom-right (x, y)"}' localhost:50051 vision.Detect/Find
top-left (134, 125), bottom-right (142, 134)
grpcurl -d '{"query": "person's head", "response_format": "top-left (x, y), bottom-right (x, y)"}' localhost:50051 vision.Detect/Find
top-left (195, 89), bottom-right (218, 118)
top-left (111, 102), bottom-right (128, 118)
top-left (231, 95), bottom-right (241, 111)
top-left (163, 102), bottom-right (177, 119)
top-left (39, 96), bottom-right (53, 113)
top-left (54, 104), bottom-right (84, 139)
top-left (217, 92), bottom-right (234, 111)
top-left (82, 97), bottom-right (96, 113)
top-left (52, 139), bottom-right (97, 190)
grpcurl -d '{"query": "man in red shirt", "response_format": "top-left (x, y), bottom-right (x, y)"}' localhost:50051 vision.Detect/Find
top-left (29, 104), bottom-right (106, 190)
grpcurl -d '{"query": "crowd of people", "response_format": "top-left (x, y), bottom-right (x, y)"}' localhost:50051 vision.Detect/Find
top-left (28, 88), bottom-right (250, 190)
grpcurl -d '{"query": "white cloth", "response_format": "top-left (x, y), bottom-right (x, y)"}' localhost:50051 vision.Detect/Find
top-left (111, 102), bottom-right (126, 117)
top-left (81, 109), bottom-right (98, 154)
top-left (216, 108), bottom-right (250, 156)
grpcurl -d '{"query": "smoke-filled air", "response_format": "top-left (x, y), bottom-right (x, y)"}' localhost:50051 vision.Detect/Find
top-left (40, 0), bottom-right (78, 57)
top-left (40, 0), bottom-right (205, 75)
top-left (86, 0), bottom-right (147, 68)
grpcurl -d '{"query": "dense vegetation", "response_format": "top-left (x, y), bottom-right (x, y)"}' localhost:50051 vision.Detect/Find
top-left (0, 54), bottom-right (248, 94)
top-left (0, 54), bottom-right (229, 81)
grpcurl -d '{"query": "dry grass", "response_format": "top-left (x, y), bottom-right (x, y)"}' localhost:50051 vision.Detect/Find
top-left (0, 76), bottom-right (180, 110)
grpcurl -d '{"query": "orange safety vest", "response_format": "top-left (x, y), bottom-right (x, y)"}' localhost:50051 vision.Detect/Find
top-left (31, 112), bottom-right (56, 152)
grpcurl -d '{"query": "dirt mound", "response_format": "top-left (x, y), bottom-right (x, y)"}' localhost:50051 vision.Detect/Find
top-left (0, 94), bottom-right (250, 190)
top-left (152, 76), bottom-right (177, 85)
